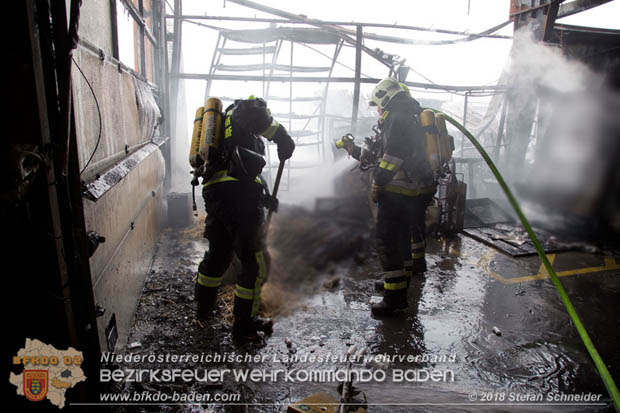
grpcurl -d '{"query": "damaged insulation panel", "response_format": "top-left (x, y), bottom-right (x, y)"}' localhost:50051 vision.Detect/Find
top-left (72, 41), bottom-right (166, 351)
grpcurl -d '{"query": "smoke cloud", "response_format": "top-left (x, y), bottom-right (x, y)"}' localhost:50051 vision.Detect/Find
top-left (498, 29), bottom-right (620, 234)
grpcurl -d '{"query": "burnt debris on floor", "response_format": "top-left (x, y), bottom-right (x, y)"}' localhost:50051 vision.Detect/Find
top-left (112, 194), bottom-right (620, 412)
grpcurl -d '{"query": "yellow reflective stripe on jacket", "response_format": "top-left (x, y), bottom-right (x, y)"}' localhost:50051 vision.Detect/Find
top-left (382, 153), bottom-right (404, 167)
top-left (224, 112), bottom-right (233, 139)
top-left (384, 280), bottom-right (408, 290)
top-left (197, 273), bottom-right (222, 288)
top-left (204, 170), bottom-right (238, 186)
top-left (204, 170), bottom-right (263, 187)
top-left (261, 119), bottom-right (279, 140)
top-left (235, 285), bottom-right (254, 300)
top-left (411, 241), bottom-right (425, 250)
top-left (378, 153), bottom-right (404, 172)
top-left (411, 252), bottom-right (425, 259)
top-left (379, 160), bottom-right (397, 171)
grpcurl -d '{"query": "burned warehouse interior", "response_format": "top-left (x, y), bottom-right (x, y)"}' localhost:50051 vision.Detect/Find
top-left (5, 0), bottom-right (620, 411)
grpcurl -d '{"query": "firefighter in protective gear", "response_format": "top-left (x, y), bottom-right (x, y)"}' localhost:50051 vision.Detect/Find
top-left (368, 78), bottom-right (437, 316)
top-left (195, 97), bottom-right (295, 340)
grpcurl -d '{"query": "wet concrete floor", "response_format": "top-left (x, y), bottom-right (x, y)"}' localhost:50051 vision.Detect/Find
top-left (119, 207), bottom-right (619, 413)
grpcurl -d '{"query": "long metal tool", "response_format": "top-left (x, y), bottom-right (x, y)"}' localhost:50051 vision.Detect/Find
top-left (266, 160), bottom-right (285, 228)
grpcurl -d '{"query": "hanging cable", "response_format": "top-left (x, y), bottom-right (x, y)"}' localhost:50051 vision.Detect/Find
top-left (72, 57), bottom-right (103, 176)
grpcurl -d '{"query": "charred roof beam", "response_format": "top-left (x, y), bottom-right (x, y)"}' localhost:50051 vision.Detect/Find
top-left (171, 15), bottom-right (512, 40)
top-left (557, 0), bottom-right (614, 18)
top-left (170, 73), bottom-right (506, 93)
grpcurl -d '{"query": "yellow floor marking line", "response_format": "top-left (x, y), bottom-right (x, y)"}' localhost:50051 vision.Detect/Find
top-left (478, 251), bottom-right (620, 285)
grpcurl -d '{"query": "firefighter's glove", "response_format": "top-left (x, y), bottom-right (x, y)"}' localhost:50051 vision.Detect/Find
top-left (265, 194), bottom-right (279, 213)
top-left (273, 131), bottom-right (295, 161)
top-left (344, 141), bottom-right (357, 156)
top-left (191, 166), bottom-right (204, 186)
top-left (371, 183), bottom-right (383, 203)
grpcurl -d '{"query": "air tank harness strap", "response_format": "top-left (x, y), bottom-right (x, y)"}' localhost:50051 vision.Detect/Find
top-left (203, 170), bottom-right (263, 187)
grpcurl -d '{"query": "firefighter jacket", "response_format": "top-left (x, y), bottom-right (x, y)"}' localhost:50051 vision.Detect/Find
top-left (224, 98), bottom-right (294, 159)
top-left (205, 98), bottom-right (294, 186)
top-left (373, 93), bottom-right (436, 197)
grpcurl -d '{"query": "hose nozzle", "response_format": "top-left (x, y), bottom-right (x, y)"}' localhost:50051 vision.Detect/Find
top-left (335, 133), bottom-right (355, 149)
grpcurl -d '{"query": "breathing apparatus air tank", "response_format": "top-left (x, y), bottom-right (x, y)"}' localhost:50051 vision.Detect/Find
top-left (434, 113), bottom-right (455, 167)
top-left (420, 109), bottom-right (441, 177)
top-left (189, 106), bottom-right (204, 168)
top-left (198, 97), bottom-right (223, 164)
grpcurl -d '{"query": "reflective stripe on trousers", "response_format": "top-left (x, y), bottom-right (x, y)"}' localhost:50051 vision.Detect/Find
top-left (411, 238), bottom-right (425, 266)
top-left (383, 269), bottom-right (408, 291)
top-left (197, 272), bottom-right (223, 288)
top-left (234, 251), bottom-right (269, 318)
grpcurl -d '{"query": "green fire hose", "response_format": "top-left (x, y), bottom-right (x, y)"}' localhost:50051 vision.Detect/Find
top-left (434, 110), bottom-right (619, 411)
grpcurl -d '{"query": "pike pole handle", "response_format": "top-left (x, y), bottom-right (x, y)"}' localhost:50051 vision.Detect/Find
top-left (191, 171), bottom-right (199, 216)
top-left (266, 160), bottom-right (285, 228)
top-left (192, 185), bottom-right (197, 215)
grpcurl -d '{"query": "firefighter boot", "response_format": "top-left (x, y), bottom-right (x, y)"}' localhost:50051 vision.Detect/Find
top-left (371, 288), bottom-right (408, 317)
top-left (371, 270), bottom-right (408, 316)
top-left (376, 256), bottom-right (419, 291)
top-left (374, 278), bottom-right (384, 291)
top-left (195, 282), bottom-right (219, 320)
top-left (231, 294), bottom-right (273, 341)
top-left (232, 316), bottom-right (274, 339)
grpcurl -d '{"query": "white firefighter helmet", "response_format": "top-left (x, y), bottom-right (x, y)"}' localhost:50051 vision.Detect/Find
top-left (369, 77), bottom-right (404, 109)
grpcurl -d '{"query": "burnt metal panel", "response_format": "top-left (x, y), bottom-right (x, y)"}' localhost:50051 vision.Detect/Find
top-left (557, 0), bottom-right (613, 18)
top-left (462, 225), bottom-right (578, 257)
top-left (72, 46), bottom-right (162, 180)
top-left (550, 24), bottom-right (620, 88)
top-left (83, 142), bottom-right (162, 201)
top-left (84, 147), bottom-right (166, 351)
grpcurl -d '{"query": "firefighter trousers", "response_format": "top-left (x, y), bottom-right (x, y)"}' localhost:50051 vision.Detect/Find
top-left (196, 180), bottom-right (270, 321)
top-left (376, 190), bottom-right (435, 302)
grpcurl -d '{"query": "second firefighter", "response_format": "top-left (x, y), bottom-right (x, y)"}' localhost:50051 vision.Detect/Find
top-left (341, 78), bottom-right (437, 316)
